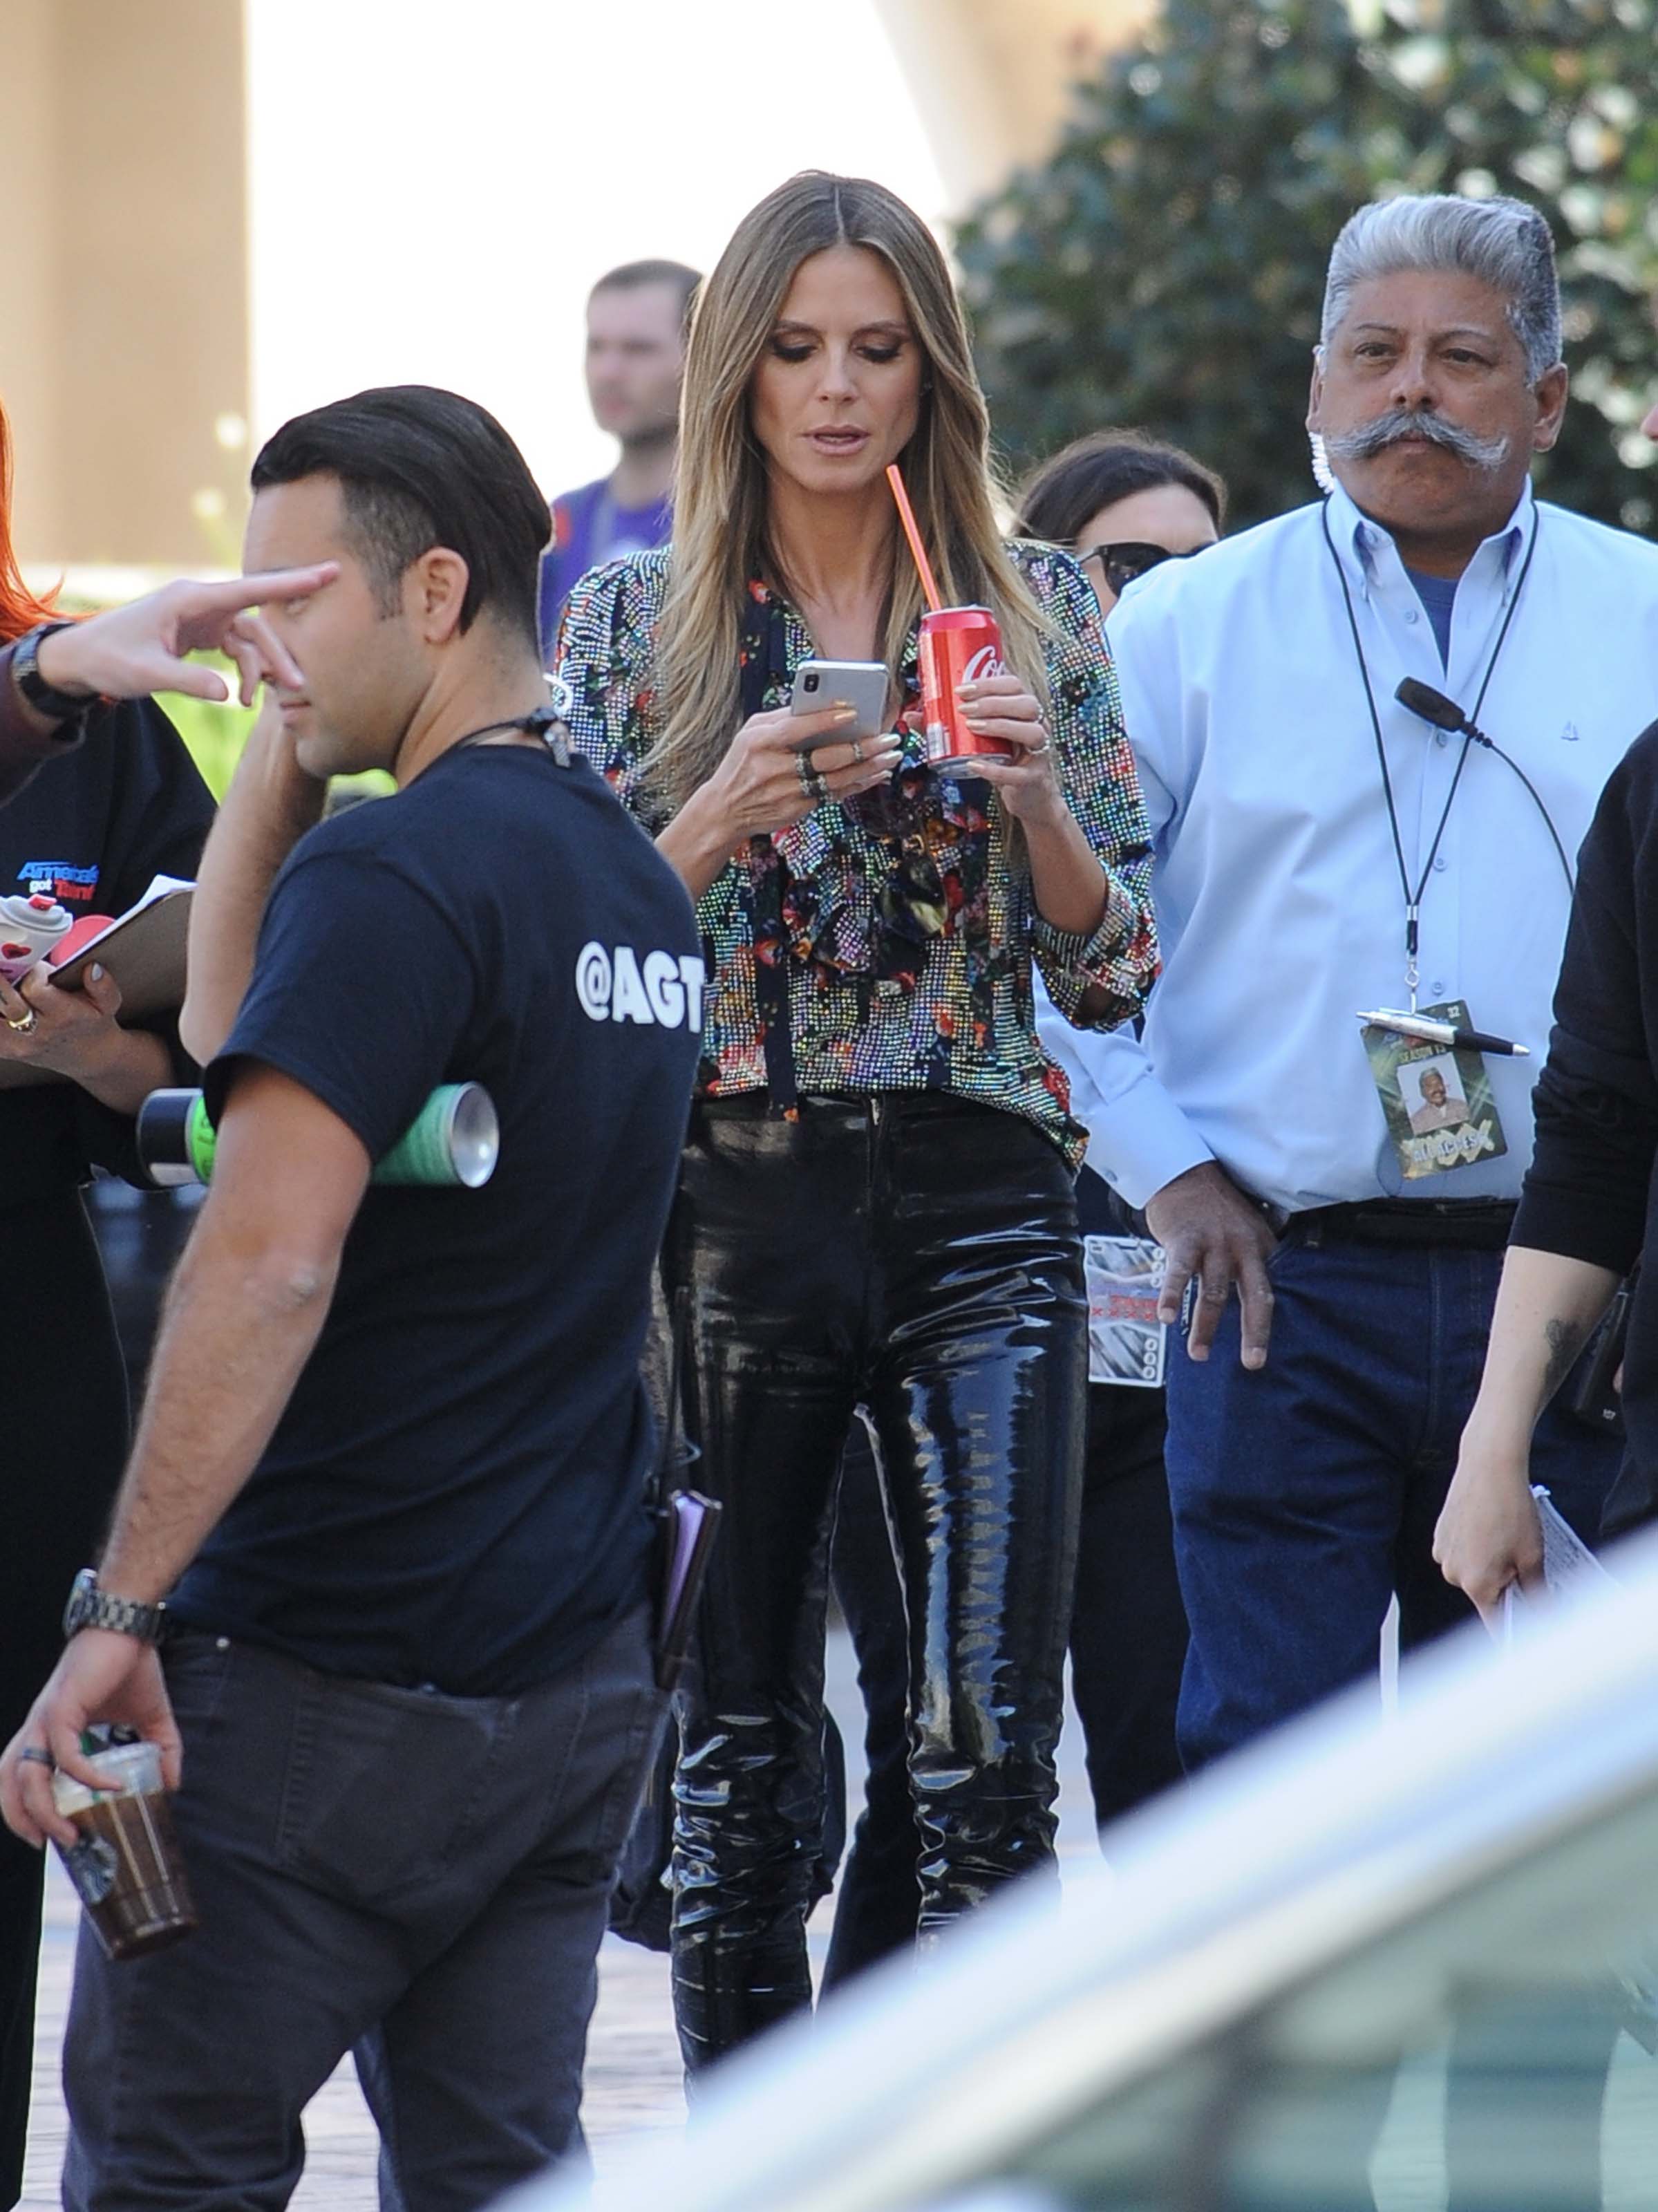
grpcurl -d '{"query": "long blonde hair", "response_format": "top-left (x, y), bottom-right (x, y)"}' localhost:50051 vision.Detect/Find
top-left (648, 171), bottom-right (1051, 812)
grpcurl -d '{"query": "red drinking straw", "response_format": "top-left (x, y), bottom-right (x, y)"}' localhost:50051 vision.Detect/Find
top-left (885, 463), bottom-right (943, 615)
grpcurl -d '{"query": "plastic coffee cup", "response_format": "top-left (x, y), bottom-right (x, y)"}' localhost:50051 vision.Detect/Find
top-left (51, 1741), bottom-right (198, 1961)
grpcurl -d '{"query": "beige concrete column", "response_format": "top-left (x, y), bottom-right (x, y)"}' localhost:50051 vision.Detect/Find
top-left (0, 0), bottom-right (249, 573)
top-left (873, 0), bottom-right (1154, 211)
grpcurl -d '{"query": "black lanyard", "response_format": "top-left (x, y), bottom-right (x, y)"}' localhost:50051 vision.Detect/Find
top-left (452, 704), bottom-right (574, 763)
top-left (1321, 498), bottom-right (1539, 1008)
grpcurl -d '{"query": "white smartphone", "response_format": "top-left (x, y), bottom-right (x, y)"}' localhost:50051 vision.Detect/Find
top-left (788, 659), bottom-right (888, 747)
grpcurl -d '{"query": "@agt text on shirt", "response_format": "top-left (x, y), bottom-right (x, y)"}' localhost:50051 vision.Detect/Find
top-left (576, 941), bottom-right (706, 1029)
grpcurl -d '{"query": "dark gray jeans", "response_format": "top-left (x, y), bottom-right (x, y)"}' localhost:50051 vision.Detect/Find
top-left (62, 1604), bottom-right (664, 2212)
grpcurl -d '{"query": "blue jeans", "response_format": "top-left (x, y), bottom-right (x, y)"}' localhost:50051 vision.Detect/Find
top-left (1165, 1229), bottom-right (1621, 1771)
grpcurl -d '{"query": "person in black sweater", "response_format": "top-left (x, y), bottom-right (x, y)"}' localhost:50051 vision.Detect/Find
top-left (1435, 715), bottom-right (1658, 1609)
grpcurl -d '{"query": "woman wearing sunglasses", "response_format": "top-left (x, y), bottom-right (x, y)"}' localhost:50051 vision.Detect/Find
top-left (1021, 428), bottom-right (1225, 617)
top-left (1015, 430), bottom-right (1223, 1824)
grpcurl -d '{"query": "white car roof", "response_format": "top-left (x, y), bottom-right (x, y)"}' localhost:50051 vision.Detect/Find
top-left (514, 1525), bottom-right (1658, 2212)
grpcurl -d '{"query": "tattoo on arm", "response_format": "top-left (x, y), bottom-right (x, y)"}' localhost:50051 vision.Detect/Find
top-left (1541, 1316), bottom-right (1586, 1403)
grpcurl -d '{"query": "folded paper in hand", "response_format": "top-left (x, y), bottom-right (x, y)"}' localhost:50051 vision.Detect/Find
top-left (1496, 1485), bottom-right (1613, 1644)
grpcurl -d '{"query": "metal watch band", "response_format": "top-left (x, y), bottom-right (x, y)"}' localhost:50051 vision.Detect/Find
top-left (62, 1568), bottom-right (167, 1645)
top-left (12, 622), bottom-right (94, 726)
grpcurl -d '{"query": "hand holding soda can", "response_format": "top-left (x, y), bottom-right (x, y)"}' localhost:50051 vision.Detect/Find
top-left (918, 606), bottom-right (1018, 772)
top-left (885, 467), bottom-right (1017, 774)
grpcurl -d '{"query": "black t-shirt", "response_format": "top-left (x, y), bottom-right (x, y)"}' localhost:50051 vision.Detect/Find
top-left (0, 698), bottom-right (214, 1205)
top-left (168, 742), bottom-right (702, 1694)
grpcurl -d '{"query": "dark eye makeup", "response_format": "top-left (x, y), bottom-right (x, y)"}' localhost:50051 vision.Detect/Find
top-left (766, 332), bottom-right (911, 365)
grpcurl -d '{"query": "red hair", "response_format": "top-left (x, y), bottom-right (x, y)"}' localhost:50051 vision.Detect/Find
top-left (0, 399), bottom-right (62, 646)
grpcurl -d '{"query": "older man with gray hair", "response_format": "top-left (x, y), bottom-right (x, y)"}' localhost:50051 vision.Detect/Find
top-left (1041, 192), bottom-right (1658, 1771)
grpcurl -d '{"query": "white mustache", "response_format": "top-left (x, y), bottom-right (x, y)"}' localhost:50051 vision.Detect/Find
top-left (1321, 408), bottom-right (1511, 472)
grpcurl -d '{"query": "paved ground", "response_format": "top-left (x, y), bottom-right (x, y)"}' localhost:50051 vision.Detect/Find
top-left (21, 1631), bottom-right (1102, 2209)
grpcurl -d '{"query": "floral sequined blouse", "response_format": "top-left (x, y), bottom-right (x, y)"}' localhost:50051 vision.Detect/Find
top-left (554, 541), bottom-right (1156, 1167)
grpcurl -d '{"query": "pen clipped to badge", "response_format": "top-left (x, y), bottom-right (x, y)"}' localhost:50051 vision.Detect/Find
top-left (1356, 1001), bottom-right (1514, 1181)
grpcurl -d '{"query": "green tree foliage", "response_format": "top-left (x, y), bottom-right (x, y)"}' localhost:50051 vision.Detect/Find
top-left (955, 0), bottom-right (1658, 531)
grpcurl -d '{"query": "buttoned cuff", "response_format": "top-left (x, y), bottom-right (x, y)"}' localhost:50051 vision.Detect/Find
top-left (1030, 869), bottom-right (1151, 1030)
top-left (1066, 1058), bottom-right (1214, 1210)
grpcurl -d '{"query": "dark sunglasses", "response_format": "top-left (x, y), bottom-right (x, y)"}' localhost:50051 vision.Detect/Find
top-left (1077, 540), bottom-right (1205, 599)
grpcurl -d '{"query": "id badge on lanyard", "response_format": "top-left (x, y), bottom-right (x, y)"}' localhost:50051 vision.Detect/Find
top-left (1359, 999), bottom-right (1509, 1179)
top-left (1321, 503), bottom-right (1538, 1179)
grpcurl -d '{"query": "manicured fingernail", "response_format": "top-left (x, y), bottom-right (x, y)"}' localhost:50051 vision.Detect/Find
top-left (833, 706), bottom-right (856, 721)
top-left (89, 964), bottom-right (104, 982)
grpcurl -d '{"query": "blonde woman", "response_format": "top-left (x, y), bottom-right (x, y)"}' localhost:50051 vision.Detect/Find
top-left (556, 171), bottom-right (1156, 2069)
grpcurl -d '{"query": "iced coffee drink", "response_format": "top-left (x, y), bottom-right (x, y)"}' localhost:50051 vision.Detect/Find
top-left (51, 1740), bottom-right (197, 1961)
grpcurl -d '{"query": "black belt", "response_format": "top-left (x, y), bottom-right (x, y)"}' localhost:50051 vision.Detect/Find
top-left (1280, 1197), bottom-right (1516, 1252)
top-left (696, 1089), bottom-right (1002, 1126)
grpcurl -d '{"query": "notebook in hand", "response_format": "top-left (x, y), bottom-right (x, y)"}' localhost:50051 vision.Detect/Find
top-left (50, 876), bottom-right (194, 1022)
top-left (0, 877), bottom-right (194, 1089)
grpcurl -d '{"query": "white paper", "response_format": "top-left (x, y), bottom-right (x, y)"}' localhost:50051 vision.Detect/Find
top-left (127, 874), bottom-right (194, 912)
top-left (1496, 1485), bottom-right (1612, 1644)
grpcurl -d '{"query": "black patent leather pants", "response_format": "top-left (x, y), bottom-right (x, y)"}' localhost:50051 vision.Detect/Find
top-left (663, 1092), bottom-right (1086, 2071)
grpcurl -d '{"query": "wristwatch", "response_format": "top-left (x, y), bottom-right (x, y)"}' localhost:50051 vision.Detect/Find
top-left (12, 622), bottom-right (93, 725)
top-left (62, 1568), bottom-right (168, 1645)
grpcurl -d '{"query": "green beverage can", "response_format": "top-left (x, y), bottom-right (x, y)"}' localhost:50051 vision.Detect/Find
top-left (377, 1084), bottom-right (499, 1188)
top-left (137, 1084), bottom-right (499, 1190)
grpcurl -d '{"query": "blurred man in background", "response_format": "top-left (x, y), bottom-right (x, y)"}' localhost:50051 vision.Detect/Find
top-left (537, 259), bottom-right (700, 655)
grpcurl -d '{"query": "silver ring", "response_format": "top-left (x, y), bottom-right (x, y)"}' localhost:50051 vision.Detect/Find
top-left (795, 751), bottom-right (816, 800)
top-left (4, 1007), bottom-right (38, 1035)
top-left (806, 767), bottom-right (831, 804)
top-left (850, 739), bottom-right (865, 765)
top-left (1028, 738), bottom-right (1052, 758)
top-left (17, 1745), bottom-right (54, 1770)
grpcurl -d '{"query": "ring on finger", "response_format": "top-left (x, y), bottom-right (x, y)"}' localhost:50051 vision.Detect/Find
top-left (795, 751), bottom-right (816, 800)
top-left (850, 739), bottom-right (865, 765)
top-left (17, 1745), bottom-right (54, 1770)
top-left (4, 1006), bottom-right (38, 1035)
top-left (806, 765), bottom-right (831, 803)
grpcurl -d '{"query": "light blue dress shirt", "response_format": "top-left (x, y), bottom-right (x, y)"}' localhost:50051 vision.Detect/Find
top-left (1039, 482), bottom-right (1658, 1215)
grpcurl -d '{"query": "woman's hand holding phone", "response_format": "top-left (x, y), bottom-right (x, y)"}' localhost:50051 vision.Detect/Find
top-left (715, 703), bottom-right (902, 840)
top-left (659, 704), bottom-right (903, 900)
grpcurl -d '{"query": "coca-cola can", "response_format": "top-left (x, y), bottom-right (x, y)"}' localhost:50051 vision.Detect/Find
top-left (919, 606), bottom-right (1017, 771)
